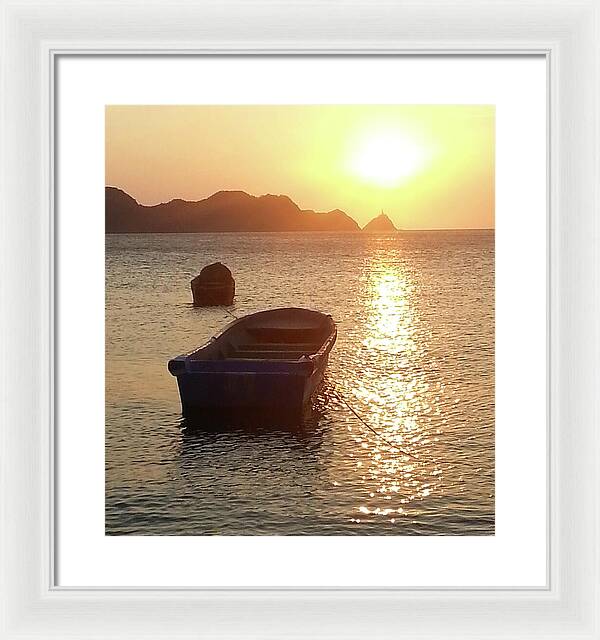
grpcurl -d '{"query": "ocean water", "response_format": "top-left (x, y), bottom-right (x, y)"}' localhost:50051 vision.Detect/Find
top-left (106, 231), bottom-right (494, 535)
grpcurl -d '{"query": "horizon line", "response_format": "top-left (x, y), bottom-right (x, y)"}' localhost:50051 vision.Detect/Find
top-left (106, 185), bottom-right (495, 231)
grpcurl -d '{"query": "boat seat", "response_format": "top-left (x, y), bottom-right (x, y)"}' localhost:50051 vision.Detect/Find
top-left (236, 343), bottom-right (319, 352)
top-left (228, 350), bottom-right (309, 360)
top-left (246, 327), bottom-right (323, 342)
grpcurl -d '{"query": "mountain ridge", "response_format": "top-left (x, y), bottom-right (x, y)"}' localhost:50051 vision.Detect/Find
top-left (105, 187), bottom-right (362, 233)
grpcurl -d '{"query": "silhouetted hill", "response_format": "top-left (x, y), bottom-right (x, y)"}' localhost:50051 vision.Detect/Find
top-left (105, 187), bottom-right (360, 233)
top-left (362, 212), bottom-right (398, 233)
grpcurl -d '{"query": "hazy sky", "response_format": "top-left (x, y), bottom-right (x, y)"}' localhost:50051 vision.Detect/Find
top-left (106, 105), bottom-right (494, 229)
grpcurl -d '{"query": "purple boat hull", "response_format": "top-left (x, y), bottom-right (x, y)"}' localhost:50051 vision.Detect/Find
top-left (168, 308), bottom-right (336, 422)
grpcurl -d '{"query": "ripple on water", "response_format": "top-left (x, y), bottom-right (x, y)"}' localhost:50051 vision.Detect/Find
top-left (105, 231), bottom-right (494, 536)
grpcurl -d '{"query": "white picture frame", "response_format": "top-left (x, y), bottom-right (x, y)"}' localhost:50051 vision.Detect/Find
top-left (1, 0), bottom-right (598, 638)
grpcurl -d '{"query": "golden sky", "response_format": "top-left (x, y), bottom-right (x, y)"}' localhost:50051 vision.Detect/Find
top-left (106, 105), bottom-right (494, 229)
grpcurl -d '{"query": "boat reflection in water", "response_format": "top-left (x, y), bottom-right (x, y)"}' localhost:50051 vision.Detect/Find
top-left (177, 390), bottom-right (332, 520)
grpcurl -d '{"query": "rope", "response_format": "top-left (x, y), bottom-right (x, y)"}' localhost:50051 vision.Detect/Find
top-left (222, 306), bottom-right (239, 321)
top-left (332, 388), bottom-right (419, 460)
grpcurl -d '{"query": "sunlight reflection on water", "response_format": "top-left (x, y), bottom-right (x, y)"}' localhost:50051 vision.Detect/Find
top-left (338, 258), bottom-right (445, 522)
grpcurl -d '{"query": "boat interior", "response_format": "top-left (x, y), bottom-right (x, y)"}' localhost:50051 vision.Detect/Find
top-left (190, 309), bottom-right (335, 362)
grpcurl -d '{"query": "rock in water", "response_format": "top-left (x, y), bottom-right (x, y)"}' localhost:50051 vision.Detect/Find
top-left (191, 262), bottom-right (235, 307)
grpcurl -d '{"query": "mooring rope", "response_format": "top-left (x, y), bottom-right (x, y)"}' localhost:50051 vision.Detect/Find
top-left (332, 388), bottom-right (420, 460)
top-left (222, 306), bottom-right (239, 321)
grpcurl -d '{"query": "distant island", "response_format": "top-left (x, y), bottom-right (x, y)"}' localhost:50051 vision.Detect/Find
top-left (106, 187), bottom-right (398, 234)
top-left (362, 211), bottom-right (398, 233)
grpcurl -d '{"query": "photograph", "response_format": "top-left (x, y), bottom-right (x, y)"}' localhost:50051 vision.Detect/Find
top-left (105, 104), bottom-right (495, 536)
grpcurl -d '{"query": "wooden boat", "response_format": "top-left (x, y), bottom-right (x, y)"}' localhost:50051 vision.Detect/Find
top-left (168, 307), bottom-right (337, 423)
top-left (190, 262), bottom-right (235, 307)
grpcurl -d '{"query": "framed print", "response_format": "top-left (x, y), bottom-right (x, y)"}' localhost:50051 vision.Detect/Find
top-left (1, 0), bottom-right (599, 639)
top-left (57, 55), bottom-right (546, 589)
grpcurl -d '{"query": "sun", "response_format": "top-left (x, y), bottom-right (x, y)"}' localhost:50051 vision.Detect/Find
top-left (349, 129), bottom-right (429, 187)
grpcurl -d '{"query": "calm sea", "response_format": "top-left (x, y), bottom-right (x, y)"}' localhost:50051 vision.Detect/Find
top-left (106, 231), bottom-right (494, 535)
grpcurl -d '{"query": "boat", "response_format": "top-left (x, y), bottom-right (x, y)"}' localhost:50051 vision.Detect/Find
top-left (168, 307), bottom-right (337, 423)
top-left (190, 262), bottom-right (235, 307)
